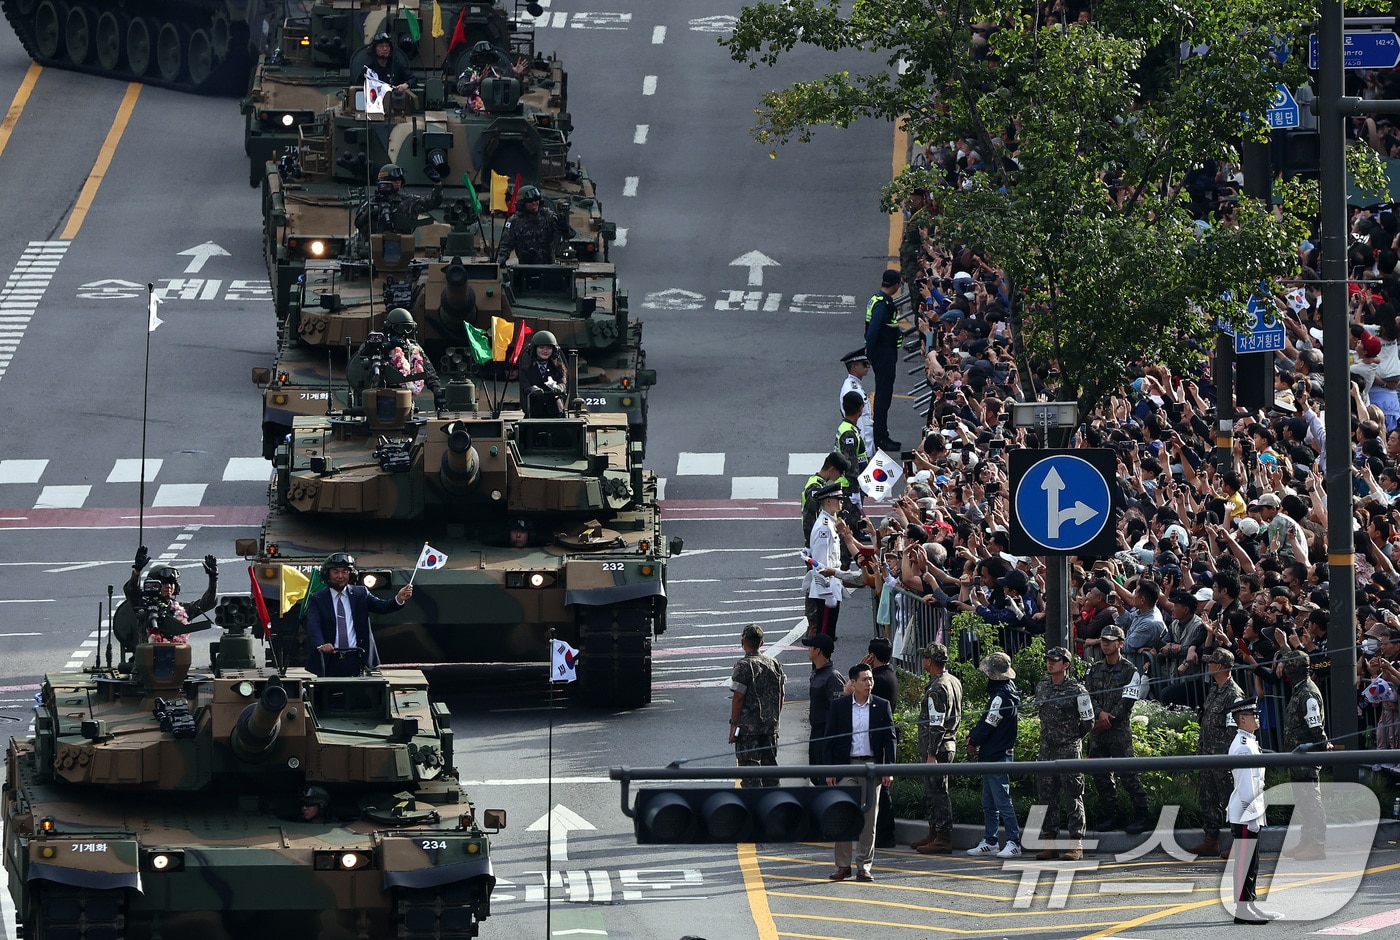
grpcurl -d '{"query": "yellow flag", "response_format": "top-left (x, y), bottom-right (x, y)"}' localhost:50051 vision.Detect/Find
top-left (491, 316), bottom-right (516, 361)
top-left (490, 171), bottom-right (509, 212)
top-left (431, 1), bottom-right (445, 38)
top-left (279, 566), bottom-right (311, 616)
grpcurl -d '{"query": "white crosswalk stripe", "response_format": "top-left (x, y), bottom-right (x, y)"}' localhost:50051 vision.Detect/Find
top-left (34, 486), bottom-right (89, 508)
top-left (107, 458), bottom-right (162, 483)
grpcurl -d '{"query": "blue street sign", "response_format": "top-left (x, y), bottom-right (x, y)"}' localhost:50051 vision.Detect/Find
top-left (1265, 84), bottom-right (1299, 130)
top-left (1221, 296), bottom-right (1285, 354)
top-left (1010, 451), bottom-right (1113, 555)
top-left (1309, 31), bottom-right (1400, 70)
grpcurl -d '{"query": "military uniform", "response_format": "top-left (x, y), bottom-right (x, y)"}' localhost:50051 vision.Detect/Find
top-left (1197, 674), bottom-right (1244, 842)
top-left (1034, 673), bottom-right (1093, 841)
top-left (495, 202), bottom-right (570, 265)
top-left (355, 185), bottom-right (444, 237)
top-left (899, 205), bottom-right (930, 281)
top-left (1282, 654), bottom-right (1329, 849)
top-left (919, 667), bottom-right (964, 834)
top-left (730, 650), bottom-right (786, 787)
top-left (839, 370), bottom-right (875, 458)
top-left (1084, 652), bottom-right (1149, 827)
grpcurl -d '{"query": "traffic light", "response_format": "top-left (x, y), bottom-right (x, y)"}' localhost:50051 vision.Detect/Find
top-left (632, 786), bottom-right (864, 844)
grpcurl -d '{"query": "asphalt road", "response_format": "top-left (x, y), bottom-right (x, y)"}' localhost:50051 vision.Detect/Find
top-left (3, 2), bottom-right (1400, 939)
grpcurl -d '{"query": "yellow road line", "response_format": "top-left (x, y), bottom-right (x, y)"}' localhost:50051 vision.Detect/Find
top-left (764, 871), bottom-right (1008, 901)
top-left (888, 119), bottom-right (908, 259)
top-left (740, 841), bottom-right (780, 940)
top-left (767, 888), bottom-right (1174, 918)
top-left (60, 82), bottom-right (141, 240)
top-left (0, 63), bottom-right (42, 162)
top-left (777, 911), bottom-right (1121, 935)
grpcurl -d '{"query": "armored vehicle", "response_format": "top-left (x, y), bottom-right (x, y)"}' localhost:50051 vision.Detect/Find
top-left (4, 595), bottom-right (503, 939)
top-left (2, 0), bottom-right (278, 94)
top-left (238, 375), bottom-right (677, 708)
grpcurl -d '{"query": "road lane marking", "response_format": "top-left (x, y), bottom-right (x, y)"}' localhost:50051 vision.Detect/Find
top-left (643, 75), bottom-right (657, 95)
top-left (634, 124), bottom-right (649, 144)
top-left (0, 243), bottom-right (68, 386)
top-left (60, 82), bottom-right (141, 240)
top-left (738, 843), bottom-right (780, 940)
top-left (0, 460), bottom-right (46, 483)
top-left (0, 62), bottom-right (41, 162)
top-left (612, 227), bottom-right (627, 247)
top-left (1313, 906), bottom-right (1400, 933)
top-left (622, 176), bottom-right (639, 197)
top-left (652, 26), bottom-right (666, 44)
top-left (888, 117), bottom-right (908, 260)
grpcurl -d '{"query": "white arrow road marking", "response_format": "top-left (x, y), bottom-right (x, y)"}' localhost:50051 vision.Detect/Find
top-left (526, 804), bottom-right (596, 862)
top-left (729, 250), bottom-right (779, 287)
top-left (177, 241), bottom-right (230, 274)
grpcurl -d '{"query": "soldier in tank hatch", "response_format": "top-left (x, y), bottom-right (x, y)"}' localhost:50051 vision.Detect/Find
top-left (496, 185), bottom-right (571, 266)
top-left (124, 545), bottom-right (218, 643)
top-left (355, 163), bottom-right (443, 238)
top-left (304, 553), bottom-right (413, 676)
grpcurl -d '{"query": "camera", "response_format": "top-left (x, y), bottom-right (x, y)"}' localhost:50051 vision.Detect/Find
top-left (140, 579), bottom-right (165, 601)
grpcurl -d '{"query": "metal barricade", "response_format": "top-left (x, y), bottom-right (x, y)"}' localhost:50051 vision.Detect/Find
top-left (884, 583), bottom-right (949, 671)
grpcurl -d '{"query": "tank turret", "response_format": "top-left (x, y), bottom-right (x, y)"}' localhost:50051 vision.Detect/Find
top-left (229, 678), bottom-right (289, 763)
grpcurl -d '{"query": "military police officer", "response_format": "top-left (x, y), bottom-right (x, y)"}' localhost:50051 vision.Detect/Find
top-left (839, 349), bottom-right (875, 458)
top-left (355, 163), bottom-right (443, 238)
top-left (1084, 624), bottom-right (1152, 833)
top-left (728, 624), bottom-right (786, 787)
top-left (1186, 648), bottom-right (1244, 858)
top-left (805, 482), bottom-right (845, 640)
top-left (800, 452), bottom-right (852, 544)
top-left (1034, 646), bottom-right (1094, 859)
top-left (1279, 647), bottom-right (1330, 859)
top-left (496, 185), bottom-right (571, 266)
top-left (863, 269), bottom-right (903, 452)
top-left (912, 642), bottom-right (963, 854)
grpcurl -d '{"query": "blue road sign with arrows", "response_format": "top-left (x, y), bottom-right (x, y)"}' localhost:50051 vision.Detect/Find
top-left (1309, 31), bottom-right (1400, 69)
top-left (1009, 450), bottom-right (1116, 556)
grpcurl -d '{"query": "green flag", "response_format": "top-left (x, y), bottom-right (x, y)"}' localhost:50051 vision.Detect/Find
top-left (465, 322), bottom-right (492, 364)
top-left (404, 9), bottom-right (422, 41)
top-left (460, 172), bottom-right (483, 220)
top-left (298, 568), bottom-right (325, 620)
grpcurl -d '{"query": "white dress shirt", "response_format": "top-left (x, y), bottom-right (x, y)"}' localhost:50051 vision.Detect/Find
top-left (850, 696), bottom-right (873, 758)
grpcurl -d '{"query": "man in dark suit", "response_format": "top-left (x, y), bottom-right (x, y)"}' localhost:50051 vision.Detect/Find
top-left (824, 662), bottom-right (895, 883)
top-left (305, 552), bottom-right (414, 676)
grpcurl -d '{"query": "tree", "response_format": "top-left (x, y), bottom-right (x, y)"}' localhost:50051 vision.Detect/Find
top-left (724, 0), bottom-right (1369, 419)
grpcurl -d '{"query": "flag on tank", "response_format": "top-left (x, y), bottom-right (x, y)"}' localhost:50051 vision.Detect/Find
top-left (279, 565), bottom-right (311, 616)
top-left (552, 639), bottom-right (579, 683)
top-left (247, 566), bottom-right (273, 640)
top-left (364, 69), bottom-right (393, 114)
top-left (416, 544), bottom-right (450, 570)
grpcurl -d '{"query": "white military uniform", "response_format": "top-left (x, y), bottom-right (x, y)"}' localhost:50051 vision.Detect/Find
top-left (1227, 729), bottom-right (1266, 829)
top-left (806, 508), bottom-right (843, 608)
top-left (839, 372), bottom-right (876, 458)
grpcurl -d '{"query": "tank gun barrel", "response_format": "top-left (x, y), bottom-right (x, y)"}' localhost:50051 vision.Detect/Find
top-left (440, 423), bottom-right (482, 496)
top-left (229, 679), bottom-right (289, 763)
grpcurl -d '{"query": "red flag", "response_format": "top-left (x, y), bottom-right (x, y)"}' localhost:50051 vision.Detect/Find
top-left (509, 173), bottom-right (524, 214)
top-left (508, 320), bottom-right (533, 365)
top-left (248, 566), bottom-right (273, 641)
top-left (447, 7), bottom-right (469, 56)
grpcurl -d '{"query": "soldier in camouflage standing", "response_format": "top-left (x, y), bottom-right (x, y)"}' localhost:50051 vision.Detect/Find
top-left (355, 164), bottom-right (443, 238)
top-left (1084, 624), bottom-right (1152, 833)
top-left (899, 188), bottom-right (932, 282)
top-left (1186, 648), bottom-right (1244, 858)
top-left (728, 624), bottom-right (787, 787)
top-left (1034, 647), bottom-right (1094, 860)
top-left (1279, 648), bottom-right (1330, 859)
top-left (912, 643), bottom-right (963, 854)
top-left (495, 185), bottom-right (571, 266)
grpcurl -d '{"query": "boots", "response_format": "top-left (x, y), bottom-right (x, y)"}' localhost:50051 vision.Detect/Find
top-left (909, 828), bottom-right (938, 850)
top-left (1125, 811), bottom-right (1153, 835)
top-left (1061, 842), bottom-right (1084, 861)
top-left (1185, 834), bottom-right (1220, 857)
top-left (1093, 815), bottom-right (1121, 832)
top-left (915, 831), bottom-right (952, 854)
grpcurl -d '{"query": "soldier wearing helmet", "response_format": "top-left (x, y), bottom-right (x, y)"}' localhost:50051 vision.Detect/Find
top-left (298, 785), bottom-right (332, 822)
top-left (495, 184), bottom-right (571, 266)
top-left (518, 329), bottom-right (566, 417)
top-left (304, 552), bottom-right (414, 676)
top-left (350, 308), bottom-right (446, 411)
top-left (350, 29), bottom-right (412, 90)
top-left (123, 545), bottom-right (219, 643)
top-left (354, 162), bottom-right (444, 238)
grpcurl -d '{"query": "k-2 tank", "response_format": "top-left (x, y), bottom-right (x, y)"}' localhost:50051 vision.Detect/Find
top-left (3, 595), bottom-right (504, 939)
top-left (238, 369), bottom-right (679, 708)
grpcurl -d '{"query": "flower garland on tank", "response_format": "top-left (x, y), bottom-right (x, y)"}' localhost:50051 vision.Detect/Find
top-left (389, 345), bottom-right (425, 394)
top-left (147, 602), bottom-right (190, 644)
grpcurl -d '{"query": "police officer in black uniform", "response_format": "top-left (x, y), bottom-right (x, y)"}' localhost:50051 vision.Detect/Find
top-left (863, 269), bottom-right (903, 451)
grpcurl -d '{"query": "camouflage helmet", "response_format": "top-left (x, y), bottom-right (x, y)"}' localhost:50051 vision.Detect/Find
top-left (385, 307), bottom-right (416, 337)
top-left (371, 31), bottom-right (392, 45)
top-left (518, 185), bottom-right (544, 203)
top-left (321, 552), bottom-right (357, 580)
top-left (469, 40), bottom-right (497, 62)
top-left (300, 784), bottom-right (330, 808)
top-left (147, 564), bottom-right (180, 590)
top-left (530, 330), bottom-right (558, 348)
top-left (377, 163), bottom-right (406, 183)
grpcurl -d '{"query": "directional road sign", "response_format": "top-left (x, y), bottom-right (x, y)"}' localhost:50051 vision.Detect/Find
top-left (1309, 30), bottom-right (1400, 70)
top-left (1265, 84), bottom-right (1299, 130)
top-left (1009, 449), bottom-right (1117, 556)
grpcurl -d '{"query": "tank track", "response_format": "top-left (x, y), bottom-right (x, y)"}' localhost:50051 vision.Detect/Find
top-left (576, 600), bottom-right (655, 708)
top-left (26, 884), bottom-right (127, 940)
top-left (2, 0), bottom-right (257, 95)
